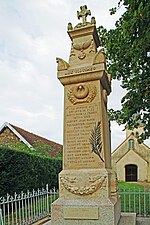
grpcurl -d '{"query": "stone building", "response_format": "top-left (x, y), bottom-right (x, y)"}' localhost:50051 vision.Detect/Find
top-left (0, 122), bottom-right (62, 158)
top-left (112, 126), bottom-right (150, 182)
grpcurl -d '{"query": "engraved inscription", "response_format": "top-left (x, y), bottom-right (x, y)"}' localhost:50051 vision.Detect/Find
top-left (65, 66), bottom-right (96, 75)
top-left (65, 103), bottom-right (100, 169)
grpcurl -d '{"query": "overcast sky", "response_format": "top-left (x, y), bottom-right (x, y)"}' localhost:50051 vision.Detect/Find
top-left (0, 0), bottom-right (149, 151)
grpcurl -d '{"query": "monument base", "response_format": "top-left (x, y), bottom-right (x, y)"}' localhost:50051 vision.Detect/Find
top-left (51, 197), bottom-right (121, 225)
top-left (118, 213), bottom-right (136, 225)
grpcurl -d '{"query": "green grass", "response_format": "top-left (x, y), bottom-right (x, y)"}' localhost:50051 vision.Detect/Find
top-left (118, 182), bottom-right (144, 191)
top-left (118, 182), bottom-right (150, 215)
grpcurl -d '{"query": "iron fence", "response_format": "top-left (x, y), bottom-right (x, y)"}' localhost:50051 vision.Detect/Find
top-left (119, 187), bottom-right (150, 217)
top-left (0, 185), bottom-right (58, 225)
top-left (1, 185), bottom-right (150, 224)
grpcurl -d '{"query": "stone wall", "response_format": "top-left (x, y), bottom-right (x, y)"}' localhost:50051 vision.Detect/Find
top-left (0, 127), bottom-right (19, 145)
top-left (116, 150), bottom-right (147, 181)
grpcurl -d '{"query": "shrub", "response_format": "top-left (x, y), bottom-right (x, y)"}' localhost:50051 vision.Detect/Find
top-left (0, 146), bottom-right (62, 196)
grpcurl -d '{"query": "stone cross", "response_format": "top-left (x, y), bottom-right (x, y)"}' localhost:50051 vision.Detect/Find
top-left (77, 5), bottom-right (91, 24)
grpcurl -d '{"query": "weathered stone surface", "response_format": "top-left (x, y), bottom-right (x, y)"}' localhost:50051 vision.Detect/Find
top-left (0, 127), bottom-right (19, 144)
top-left (51, 197), bottom-right (121, 225)
top-left (118, 213), bottom-right (136, 225)
top-left (63, 207), bottom-right (99, 220)
top-left (136, 217), bottom-right (150, 225)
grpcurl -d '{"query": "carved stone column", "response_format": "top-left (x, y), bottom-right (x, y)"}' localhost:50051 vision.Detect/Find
top-left (51, 5), bottom-right (121, 225)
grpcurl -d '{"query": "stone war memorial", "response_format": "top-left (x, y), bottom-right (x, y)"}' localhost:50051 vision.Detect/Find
top-left (51, 5), bottom-right (136, 225)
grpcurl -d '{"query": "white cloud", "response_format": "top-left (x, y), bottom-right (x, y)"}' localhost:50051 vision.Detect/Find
top-left (0, 0), bottom-right (149, 150)
top-left (110, 121), bottom-right (126, 151)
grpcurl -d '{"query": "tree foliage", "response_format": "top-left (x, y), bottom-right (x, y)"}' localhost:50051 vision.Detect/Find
top-left (98, 0), bottom-right (150, 142)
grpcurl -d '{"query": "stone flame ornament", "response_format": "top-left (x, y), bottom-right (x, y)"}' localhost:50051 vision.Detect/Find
top-left (67, 83), bottom-right (97, 105)
top-left (73, 84), bottom-right (89, 99)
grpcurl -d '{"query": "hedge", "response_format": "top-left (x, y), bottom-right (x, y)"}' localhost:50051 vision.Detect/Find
top-left (0, 146), bottom-right (62, 196)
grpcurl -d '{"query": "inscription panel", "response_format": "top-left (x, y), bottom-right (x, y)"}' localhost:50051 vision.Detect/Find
top-left (64, 207), bottom-right (99, 220)
top-left (65, 65), bottom-right (96, 75)
top-left (64, 103), bottom-right (102, 169)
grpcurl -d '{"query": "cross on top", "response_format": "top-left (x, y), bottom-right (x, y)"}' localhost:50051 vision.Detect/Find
top-left (77, 5), bottom-right (91, 25)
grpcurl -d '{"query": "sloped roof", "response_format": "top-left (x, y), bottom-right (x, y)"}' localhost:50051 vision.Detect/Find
top-left (112, 133), bottom-right (134, 155)
top-left (11, 124), bottom-right (62, 151)
top-left (112, 133), bottom-right (150, 155)
top-left (116, 149), bottom-right (148, 164)
top-left (0, 122), bottom-right (62, 155)
top-left (111, 132), bottom-right (150, 166)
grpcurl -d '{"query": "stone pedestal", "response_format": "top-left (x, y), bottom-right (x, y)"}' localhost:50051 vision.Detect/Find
top-left (52, 169), bottom-right (121, 225)
top-left (51, 5), bottom-right (135, 225)
top-left (52, 198), bottom-right (121, 225)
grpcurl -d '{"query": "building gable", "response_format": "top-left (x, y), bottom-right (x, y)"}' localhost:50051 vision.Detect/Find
top-left (0, 122), bottom-right (63, 158)
top-left (0, 127), bottom-right (19, 145)
top-left (112, 134), bottom-right (150, 164)
top-left (112, 134), bottom-right (135, 164)
top-left (11, 124), bottom-right (62, 151)
top-left (116, 149), bottom-right (148, 164)
top-left (0, 122), bottom-right (32, 148)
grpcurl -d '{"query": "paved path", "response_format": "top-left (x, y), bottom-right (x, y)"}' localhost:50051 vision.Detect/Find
top-left (43, 221), bottom-right (51, 225)
top-left (41, 217), bottom-right (150, 225)
top-left (136, 217), bottom-right (150, 225)
top-left (42, 218), bottom-right (150, 225)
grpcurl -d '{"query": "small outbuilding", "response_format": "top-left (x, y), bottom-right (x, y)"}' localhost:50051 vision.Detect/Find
top-left (112, 126), bottom-right (150, 182)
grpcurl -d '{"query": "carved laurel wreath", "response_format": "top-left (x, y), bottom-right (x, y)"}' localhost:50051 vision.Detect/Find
top-left (60, 175), bottom-right (106, 195)
top-left (67, 83), bottom-right (97, 105)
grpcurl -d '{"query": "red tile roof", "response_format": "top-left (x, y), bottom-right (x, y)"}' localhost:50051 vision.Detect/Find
top-left (10, 124), bottom-right (62, 156)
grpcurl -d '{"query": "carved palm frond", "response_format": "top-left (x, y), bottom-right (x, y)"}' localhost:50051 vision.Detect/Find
top-left (89, 121), bottom-right (104, 162)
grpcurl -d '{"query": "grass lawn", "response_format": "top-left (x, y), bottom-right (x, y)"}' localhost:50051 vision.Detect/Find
top-left (118, 182), bottom-right (150, 215)
top-left (118, 182), bottom-right (144, 191)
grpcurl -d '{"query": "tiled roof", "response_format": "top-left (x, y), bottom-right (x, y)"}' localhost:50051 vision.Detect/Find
top-left (10, 124), bottom-right (62, 152)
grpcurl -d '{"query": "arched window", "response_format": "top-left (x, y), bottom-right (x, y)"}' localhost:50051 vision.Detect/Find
top-left (128, 139), bottom-right (134, 149)
top-left (125, 164), bottom-right (137, 182)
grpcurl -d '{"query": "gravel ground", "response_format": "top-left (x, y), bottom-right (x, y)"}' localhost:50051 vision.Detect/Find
top-left (42, 218), bottom-right (150, 225)
top-left (42, 217), bottom-right (150, 225)
top-left (136, 217), bottom-right (150, 225)
top-left (43, 221), bottom-right (51, 225)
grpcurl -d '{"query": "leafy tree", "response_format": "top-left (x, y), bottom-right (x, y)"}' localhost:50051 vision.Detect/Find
top-left (98, 0), bottom-right (150, 142)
